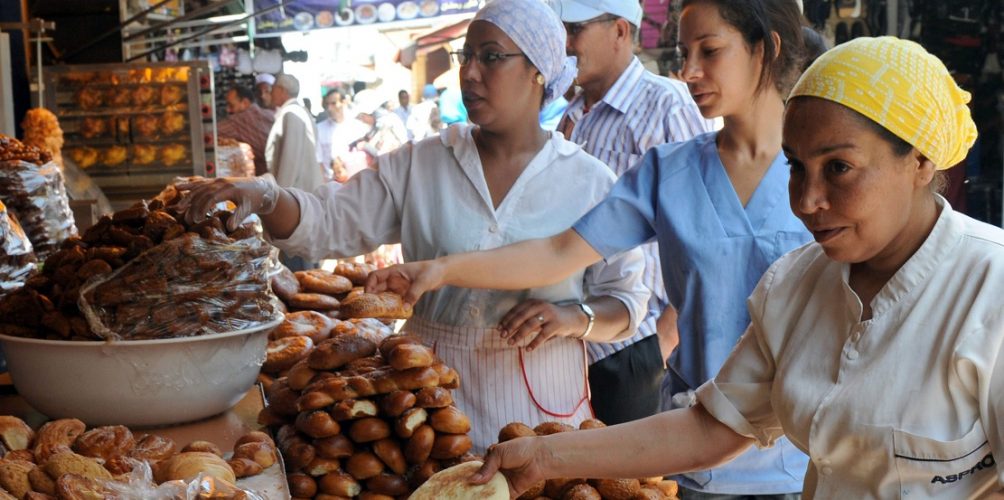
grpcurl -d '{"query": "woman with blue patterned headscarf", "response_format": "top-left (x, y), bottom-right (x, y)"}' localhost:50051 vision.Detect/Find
top-left (180, 0), bottom-right (649, 452)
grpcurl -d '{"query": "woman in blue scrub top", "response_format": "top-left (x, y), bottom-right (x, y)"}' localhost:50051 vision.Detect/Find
top-left (369, 0), bottom-right (815, 497)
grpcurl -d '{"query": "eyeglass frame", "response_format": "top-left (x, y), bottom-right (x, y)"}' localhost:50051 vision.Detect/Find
top-left (449, 49), bottom-right (529, 68)
top-left (563, 15), bottom-right (620, 36)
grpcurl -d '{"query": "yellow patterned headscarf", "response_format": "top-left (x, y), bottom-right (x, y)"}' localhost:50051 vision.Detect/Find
top-left (789, 36), bottom-right (977, 169)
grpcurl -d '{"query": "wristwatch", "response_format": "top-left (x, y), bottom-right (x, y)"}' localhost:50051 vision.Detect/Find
top-left (576, 302), bottom-right (595, 340)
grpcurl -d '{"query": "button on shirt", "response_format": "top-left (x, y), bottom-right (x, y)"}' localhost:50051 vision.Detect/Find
top-left (697, 196), bottom-right (1004, 499)
top-left (559, 57), bottom-right (717, 363)
top-left (573, 133), bottom-right (810, 493)
top-left (273, 123), bottom-right (648, 332)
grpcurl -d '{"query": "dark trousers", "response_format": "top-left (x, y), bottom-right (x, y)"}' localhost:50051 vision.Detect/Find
top-left (279, 251), bottom-right (316, 272)
top-left (588, 335), bottom-right (666, 425)
top-left (680, 487), bottom-right (801, 500)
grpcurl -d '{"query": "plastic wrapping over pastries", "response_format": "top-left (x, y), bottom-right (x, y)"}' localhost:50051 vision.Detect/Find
top-left (0, 200), bottom-right (36, 297)
top-left (79, 230), bottom-right (281, 341)
top-left (0, 136), bottom-right (78, 260)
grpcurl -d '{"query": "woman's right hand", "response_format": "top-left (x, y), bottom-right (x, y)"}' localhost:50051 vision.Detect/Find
top-left (175, 175), bottom-right (282, 231)
top-left (469, 437), bottom-right (548, 497)
top-left (365, 259), bottom-right (447, 305)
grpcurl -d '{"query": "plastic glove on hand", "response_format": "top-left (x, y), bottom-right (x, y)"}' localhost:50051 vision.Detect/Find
top-left (176, 174), bottom-right (281, 231)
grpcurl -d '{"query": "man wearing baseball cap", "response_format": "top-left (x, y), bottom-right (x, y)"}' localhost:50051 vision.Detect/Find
top-left (553, 0), bottom-right (715, 426)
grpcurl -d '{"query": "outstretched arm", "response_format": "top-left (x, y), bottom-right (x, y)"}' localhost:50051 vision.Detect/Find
top-left (367, 227), bottom-right (603, 304)
top-left (471, 404), bottom-right (754, 496)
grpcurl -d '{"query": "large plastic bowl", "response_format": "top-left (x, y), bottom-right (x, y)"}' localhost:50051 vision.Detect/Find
top-left (0, 316), bottom-right (282, 427)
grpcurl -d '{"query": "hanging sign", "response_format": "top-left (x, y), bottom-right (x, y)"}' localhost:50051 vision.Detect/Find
top-left (254, 0), bottom-right (481, 35)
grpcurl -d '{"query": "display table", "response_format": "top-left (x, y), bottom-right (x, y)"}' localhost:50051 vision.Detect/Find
top-left (0, 384), bottom-right (290, 499)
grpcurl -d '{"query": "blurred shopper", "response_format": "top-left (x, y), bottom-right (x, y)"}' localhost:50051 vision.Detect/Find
top-left (218, 85), bottom-right (275, 176)
top-left (553, 0), bottom-right (715, 427)
top-left (255, 73), bottom-right (276, 110)
top-left (352, 89), bottom-right (409, 167)
top-left (406, 84), bottom-right (442, 140)
top-left (265, 74), bottom-right (323, 271)
top-left (394, 89), bottom-right (412, 134)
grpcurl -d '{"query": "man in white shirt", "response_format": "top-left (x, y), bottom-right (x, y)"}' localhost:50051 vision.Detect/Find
top-left (266, 74), bottom-right (323, 192)
top-left (265, 74), bottom-right (324, 271)
top-left (554, 0), bottom-right (715, 426)
top-left (317, 88), bottom-right (356, 181)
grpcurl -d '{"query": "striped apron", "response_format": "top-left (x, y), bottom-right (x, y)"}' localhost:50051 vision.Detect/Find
top-left (405, 315), bottom-right (593, 453)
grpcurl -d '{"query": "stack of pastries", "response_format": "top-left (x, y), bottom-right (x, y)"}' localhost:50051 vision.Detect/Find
top-left (0, 415), bottom-right (276, 499)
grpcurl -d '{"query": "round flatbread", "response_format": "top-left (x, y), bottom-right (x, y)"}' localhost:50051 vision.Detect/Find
top-left (410, 461), bottom-right (508, 500)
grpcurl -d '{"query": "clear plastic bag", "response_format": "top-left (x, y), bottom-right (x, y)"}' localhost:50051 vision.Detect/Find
top-left (0, 158), bottom-right (78, 260)
top-left (79, 230), bottom-right (282, 341)
top-left (85, 459), bottom-right (265, 500)
top-left (0, 200), bottom-right (37, 297)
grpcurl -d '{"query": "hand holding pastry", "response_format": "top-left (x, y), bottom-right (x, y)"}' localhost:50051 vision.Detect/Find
top-left (364, 260), bottom-right (445, 306)
top-left (175, 175), bottom-right (282, 231)
top-left (469, 437), bottom-right (545, 498)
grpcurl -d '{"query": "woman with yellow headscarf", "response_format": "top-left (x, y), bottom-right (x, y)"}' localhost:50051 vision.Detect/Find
top-left (450, 36), bottom-right (999, 499)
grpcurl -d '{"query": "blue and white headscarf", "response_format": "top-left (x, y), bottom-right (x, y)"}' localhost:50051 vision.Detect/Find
top-left (473, 0), bottom-right (578, 106)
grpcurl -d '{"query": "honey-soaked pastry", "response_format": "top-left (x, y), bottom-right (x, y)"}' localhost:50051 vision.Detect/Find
top-left (132, 144), bottom-right (157, 165)
top-left (105, 87), bottom-right (131, 107)
top-left (159, 144), bottom-right (187, 166)
top-left (296, 269), bottom-right (353, 295)
top-left (159, 85), bottom-right (185, 106)
top-left (73, 87), bottom-right (103, 109)
top-left (133, 114), bottom-right (158, 138)
top-left (100, 146), bottom-right (127, 166)
top-left (160, 111), bottom-right (185, 135)
top-left (78, 117), bottom-right (108, 139)
top-left (68, 147), bottom-right (99, 169)
top-left (72, 425), bottom-right (135, 462)
top-left (270, 310), bottom-right (333, 345)
top-left (340, 292), bottom-right (413, 320)
top-left (287, 292), bottom-right (340, 311)
top-left (131, 85), bottom-right (155, 106)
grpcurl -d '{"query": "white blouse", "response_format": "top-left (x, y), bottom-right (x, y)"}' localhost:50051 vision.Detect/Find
top-left (273, 124), bottom-right (648, 332)
top-left (697, 196), bottom-right (1004, 499)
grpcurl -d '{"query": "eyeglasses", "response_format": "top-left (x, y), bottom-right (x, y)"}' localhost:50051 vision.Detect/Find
top-left (563, 15), bottom-right (618, 36)
top-left (450, 50), bottom-right (527, 67)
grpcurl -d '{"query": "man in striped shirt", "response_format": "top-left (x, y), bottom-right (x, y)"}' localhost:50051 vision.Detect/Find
top-left (555, 0), bottom-right (716, 425)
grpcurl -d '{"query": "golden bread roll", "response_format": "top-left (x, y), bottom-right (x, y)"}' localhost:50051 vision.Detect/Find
top-left (296, 269), bottom-right (353, 295)
top-left (409, 461), bottom-right (508, 500)
top-left (340, 292), bottom-right (413, 320)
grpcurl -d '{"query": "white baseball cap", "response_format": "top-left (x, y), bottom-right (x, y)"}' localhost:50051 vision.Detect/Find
top-left (255, 73), bottom-right (275, 86)
top-left (555, 0), bottom-right (643, 27)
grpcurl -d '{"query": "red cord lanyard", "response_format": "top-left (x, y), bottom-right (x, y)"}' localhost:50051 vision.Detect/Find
top-left (517, 340), bottom-right (591, 418)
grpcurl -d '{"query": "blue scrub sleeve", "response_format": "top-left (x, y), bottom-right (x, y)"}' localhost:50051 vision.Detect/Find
top-left (573, 148), bottom-right (660, 259)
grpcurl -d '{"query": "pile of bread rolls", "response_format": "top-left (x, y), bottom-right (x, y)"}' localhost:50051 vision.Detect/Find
top-left (497, 420), bottom-right (680, 500)
top-left (0, 415), bottom-right (276, 499)
top-left (258, 332), bottom-right (474, 499)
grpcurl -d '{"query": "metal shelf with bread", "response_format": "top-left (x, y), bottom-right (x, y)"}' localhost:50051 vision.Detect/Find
top-left (41, 60), bottom-right (216, 212)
